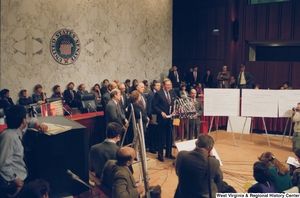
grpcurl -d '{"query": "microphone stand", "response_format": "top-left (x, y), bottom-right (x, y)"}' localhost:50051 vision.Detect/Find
top-left (67, 170), bottom-right (93, 191)
top-left (63, 106), bottom-right (72, 117)
top-left (88, 103), bottom-right (98, 115)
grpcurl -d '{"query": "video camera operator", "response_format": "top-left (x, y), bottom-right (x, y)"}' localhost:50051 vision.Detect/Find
top-left (292, 102), bottom-right (300, 151)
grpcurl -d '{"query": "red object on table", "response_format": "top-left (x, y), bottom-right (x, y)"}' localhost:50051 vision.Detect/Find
top-left (200, 121), bottom-right (208, 134)
top-left (0, 124), bottom-right (7, 132)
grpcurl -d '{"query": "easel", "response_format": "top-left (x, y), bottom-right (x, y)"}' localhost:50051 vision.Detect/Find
top-left (239, 117), bottom-right (270, 147)
top-left (280, 116), bottom-right (293, 147)
top-left (208, 116), bottom-right (237, 146)
top-left (120, 104), bottom-right (151, 198)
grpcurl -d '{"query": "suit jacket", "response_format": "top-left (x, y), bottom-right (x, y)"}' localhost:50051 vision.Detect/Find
top-left (153, 89), bottom-right (177, 123)
top-left (168, 70), bottom-right (181, 88)
top-left (89, 140), bottom-right (119, 179)
top-left (100, 160), bottom-right (139, 198)
top-left (202, 74), bottom-right (213, 88)
top-left (64, 89), bottom-right (78, 104)
top-left (132, 102), bottom-right (148, 124)
top-left (175, 148), bottom-right (223, 198)
top-left (119, 93), bottom-right (128, 116)
top-left (217, 71), bottom-right (230, 88)
top-left (102, 92), bottom-right (111, 111)
top-left (189, 98), bottom-right (203, 125)
top-left (0, 98), bottom-right (14, 112)
top-left (190, 71), bottom-right (201, 86)
top-left (146, 91), bottom-right (155, 120)
top-left (237, 71), bottom-right (254, 88)
top-left (77, 90), bottom-right (88, 99)
top-left (106, 99), bottom-right (126, 126)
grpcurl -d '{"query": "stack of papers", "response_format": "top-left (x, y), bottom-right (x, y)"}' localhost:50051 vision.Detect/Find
top-left (43, 123), bottom-right (72, 136)
top-left (286, 156), bottom-right (300, 168)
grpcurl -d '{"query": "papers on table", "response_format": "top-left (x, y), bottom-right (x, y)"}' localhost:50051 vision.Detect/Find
top-left (43, 122), bottom-right (72, 136)
top-left (176, 139), bottom-right (223, 166)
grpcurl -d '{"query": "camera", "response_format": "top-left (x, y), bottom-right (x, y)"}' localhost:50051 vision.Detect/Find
top-left (292, 107), bottom-right (299, 111)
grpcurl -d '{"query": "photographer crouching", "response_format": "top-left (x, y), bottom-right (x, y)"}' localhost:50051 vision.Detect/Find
top-left (292, 103), bottom-right (300, 151)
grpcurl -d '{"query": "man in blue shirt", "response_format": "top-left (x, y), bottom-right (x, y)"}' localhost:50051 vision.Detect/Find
top-left (0, 105), bottom-right (48, 198)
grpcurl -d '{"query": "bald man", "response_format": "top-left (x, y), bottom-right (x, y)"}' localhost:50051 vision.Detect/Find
top-left (100, 147), bottom-right (144, 198)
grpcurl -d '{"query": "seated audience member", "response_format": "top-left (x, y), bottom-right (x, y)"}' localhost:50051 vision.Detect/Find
top-left (51, 85), bottom-right (63, 98)
top-left (32, 84), bottom-right (46, 104)
top-left (195, 83), bottom-right (203, 98)
top-left (89, 122), bottom-right (123, 179)
top-left (254, 84), bottom-right (260, 89)
top-left (248, 161), bottom-right (278, 193)
top-left (21, 179), bottom-right (50, 198)
top-left (63, 82), bottom-right (81, 108)
top-left (179, 84), bottom-right (188, 98)
top-left (130, 79), bottom-right (138, 93)
top-left (174, 134), bottom-right (223, 198)
top-left (77, 83), bottom-right (88, 99)
top-left (0, 105), bottom-right (48, 198)
top-left (100, 79), bottom-right (109, 96)
top-left (220, 181), bottom-right (237, 193)
top-left (18, 89), bottom-right (33, 106)
top-left (100, 147), bottom-right (144, 198)
top-left (283, 81), bottom-right (292, 90)
top-left (0, 89), bottom-right (14, 111)
top-left (229, 76), bottom-right (236, 88)
top-left (92, 84), bottom-right (101, 106)
top-left (293, 103), bottom-right (300, 151)
top-left (291, 149), bottom-right (300, 186)
top-left (258, 151), bottom-right (292, 192)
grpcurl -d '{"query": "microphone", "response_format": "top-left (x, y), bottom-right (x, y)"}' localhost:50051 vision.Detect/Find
top-left (63, 106), bottom-right (72, 117)
top-left (88, 102), bottom-right (97, 114)
top-left (67, 169), bottom-right (93, 190)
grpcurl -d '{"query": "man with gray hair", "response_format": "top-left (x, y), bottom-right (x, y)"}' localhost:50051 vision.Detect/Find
top-left (106, 89), bottom-right (127, 128)
top-left (174, 134), bottom-right (223, 198)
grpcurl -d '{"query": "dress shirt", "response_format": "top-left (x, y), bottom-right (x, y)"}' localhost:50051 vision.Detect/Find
top-left (0, 118), bottom-right (37, 182)
top-left (239, 72), bottom-right (246, 85)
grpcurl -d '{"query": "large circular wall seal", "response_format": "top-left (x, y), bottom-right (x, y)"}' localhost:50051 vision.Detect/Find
top-left (50, 29), bottom-right (81, 65)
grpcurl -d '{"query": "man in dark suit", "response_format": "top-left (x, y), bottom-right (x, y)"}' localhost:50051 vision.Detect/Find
top-left (153, 78), bottom-right (177, 162)
top-left (188, 89), bottom-right (203, 140)
top-left (63, 82), bottom-right (82, 108)
top-left (168, 65), bottom-right (181, 88)
top-left (102, 82), bottom-right (118, 111)
top-left (191, 66), bottom-right (201, 88)
top-left (105, 89), bottom-right (127, 128)
top-left (237, 65), bottom-right (254, 88)
top-left (147, 81), bottom-right (161, 154)
top-left (76, 83), bottom-right (88, 99)
top-left (0, 89), bottom-right (14, 113)
top-left (175, 134), bottom-right (223, 198)
top-left (89, 122), bottom-right (122, 179)
top-left (118, 83), bottom-right (128, 116)
top-left (100, 147), bottom-right (144, 197)
top-left (202, 69), bottom-right (214, 88)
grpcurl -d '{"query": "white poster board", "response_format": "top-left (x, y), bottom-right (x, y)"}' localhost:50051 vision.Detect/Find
top-left (176, 139), bottom-right (222, 166)
top-left (278, 90), bottom-right (300, 117)
top-left (227, 116), bottom-right (251, 134)
top-left (204, 89), bottom-right (240, 116)
top-left (241, 89), bottom-right (278, 117)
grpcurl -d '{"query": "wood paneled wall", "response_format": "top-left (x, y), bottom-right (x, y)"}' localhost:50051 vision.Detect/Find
top-left (173, 0), bottom-right (300, 89)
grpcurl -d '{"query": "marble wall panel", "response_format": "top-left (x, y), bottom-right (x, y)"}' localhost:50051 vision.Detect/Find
top-left (0, 0), bottom-right (172, 102)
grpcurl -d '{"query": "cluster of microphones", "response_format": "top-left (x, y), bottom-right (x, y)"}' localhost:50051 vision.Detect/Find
top-left (173, 97), bottom-right (197, 119)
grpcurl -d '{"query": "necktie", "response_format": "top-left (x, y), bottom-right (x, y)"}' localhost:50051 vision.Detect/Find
top-left (167, 92), bottom-right (171, 104)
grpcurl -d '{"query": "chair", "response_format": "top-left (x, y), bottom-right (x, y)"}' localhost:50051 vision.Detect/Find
top-left (31, 104), bottom-right (42, 117)
top-left (46, 97), bottom-right (62, 103)
top-left (0, 108), bottom-right (5, 124)
top-left (80, 93), bottom-right (97, 113)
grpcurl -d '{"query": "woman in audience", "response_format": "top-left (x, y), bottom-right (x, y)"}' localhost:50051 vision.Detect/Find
top-left (195, 83), bottom-right (204, 98)
top-left (258, 151), bottom-right (292, 192)
top-left (51, 85), bottom-right (63, 98)
top-left (19, 89), bottom-right (33, 105)
top-left (0, 89), bottom-right (14, 112)
top-left (291, 149), bottom-right (300, 186)
top-left (92, 83), bottom-right (101, 106)
top-left (248, 161), bottom-right (278, 193)
top-left (130, 90), bottom-right (149, 133)
top-left (179, 83), bottom-right (188, 98)
top-left (32, 84), bottom-right (46, 104)
top-left (130, 79), bottom-right (138, 93)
